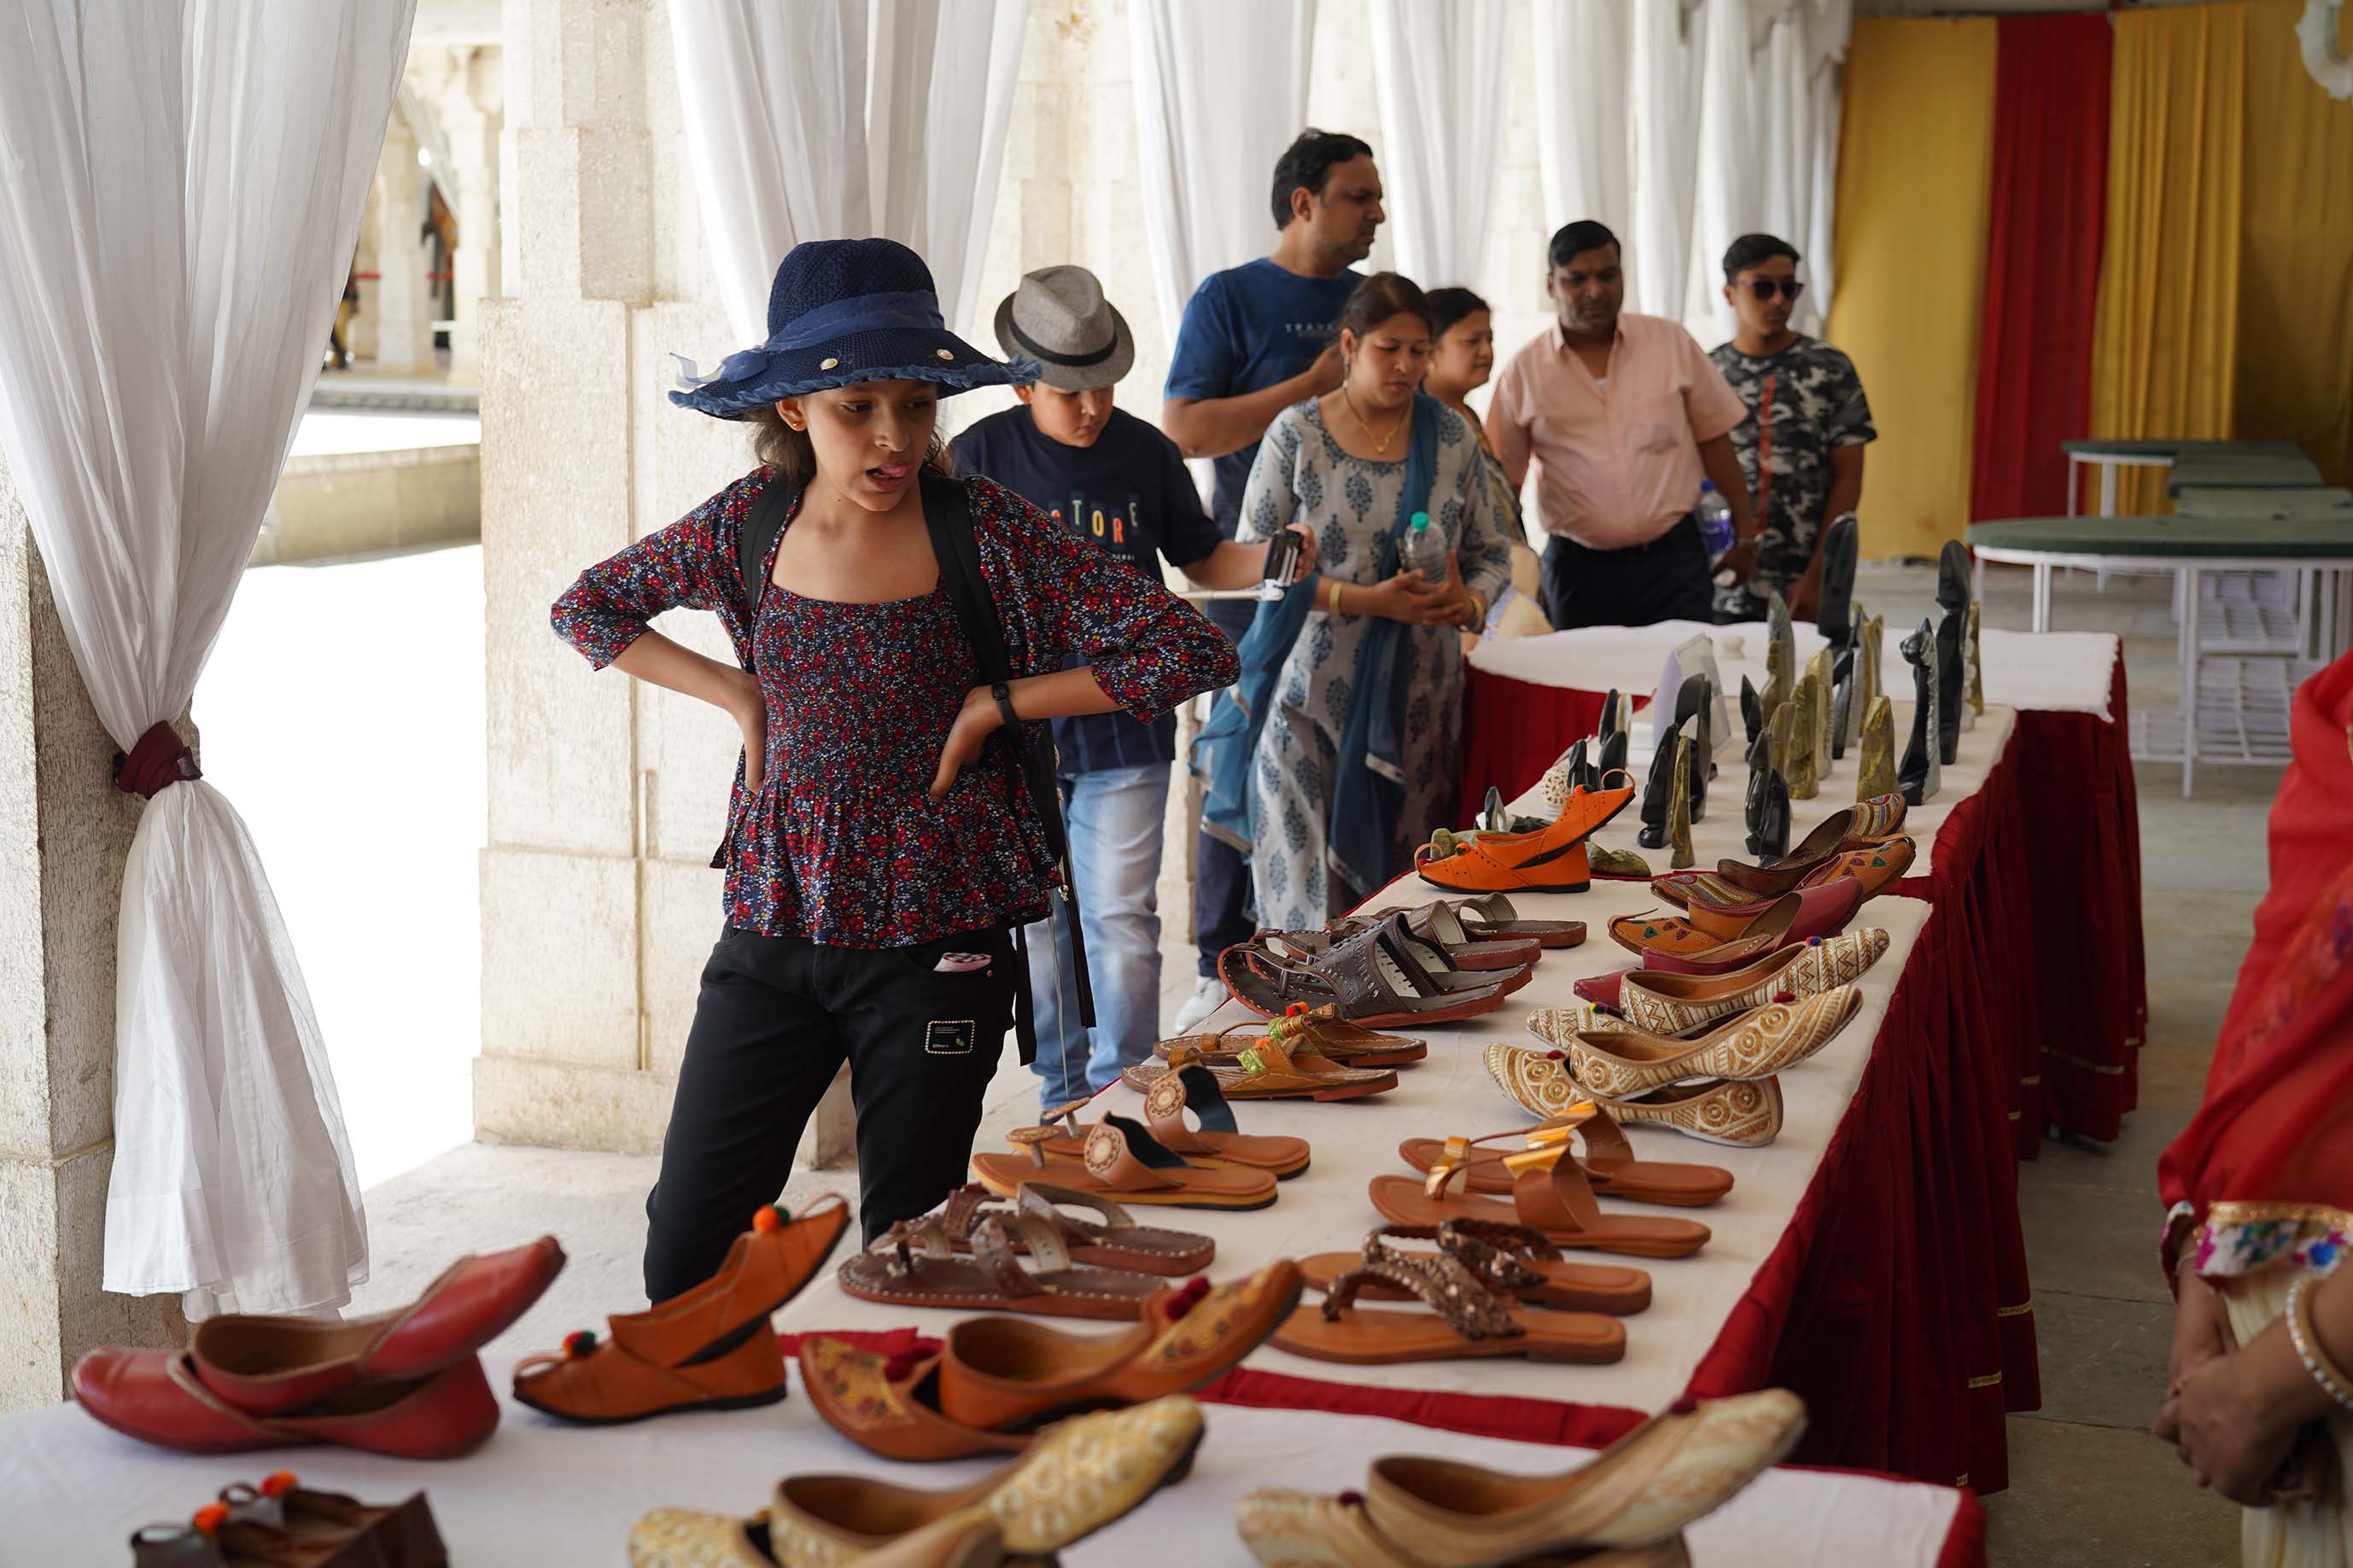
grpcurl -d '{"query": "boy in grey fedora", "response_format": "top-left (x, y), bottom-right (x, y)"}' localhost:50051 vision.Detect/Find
top-left (954, 264), bottom-right (1315, 1107)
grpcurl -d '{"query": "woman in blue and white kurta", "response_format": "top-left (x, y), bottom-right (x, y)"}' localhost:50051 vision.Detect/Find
top-left (1235, 398), bottom-right (1515, 931)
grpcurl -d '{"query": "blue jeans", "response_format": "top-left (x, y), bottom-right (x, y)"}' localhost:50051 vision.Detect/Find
top-left (1028, 763), bottom-right (1171, 1106)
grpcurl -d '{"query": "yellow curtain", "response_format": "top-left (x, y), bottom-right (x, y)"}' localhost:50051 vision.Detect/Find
top-left (2089, 4), bottom-right (2248, 513)
top-left (1825, 17), bottom-right (1998, 558)
top-left (2235, 0), bottom-right (2353, 487)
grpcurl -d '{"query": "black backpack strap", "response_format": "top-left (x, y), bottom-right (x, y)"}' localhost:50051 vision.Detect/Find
top-left (738, 474), bottom-right (803, 613)
top-left (918, 474), bottom-right (1095, 1051)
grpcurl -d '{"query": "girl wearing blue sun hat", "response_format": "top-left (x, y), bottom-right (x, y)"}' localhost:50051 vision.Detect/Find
top-left (551, 238), bottom-right (1238, 1304)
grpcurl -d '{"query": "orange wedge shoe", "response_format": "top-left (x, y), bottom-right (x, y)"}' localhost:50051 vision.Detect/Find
top-left (1414, 783), bottom-right (1635, 895)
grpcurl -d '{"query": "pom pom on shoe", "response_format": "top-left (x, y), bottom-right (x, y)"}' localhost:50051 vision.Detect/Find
top-left (753, 1204), bottom-right (790, 1233)
top-left (260, 1472), bottom-right (298, 1499)
top-left (1165, 1276), bottom-right (1214, 1320)
top-left (563, 1329), bottom-right (598, 1359)
top-left (192, 1504), bottom-right (230, 1536)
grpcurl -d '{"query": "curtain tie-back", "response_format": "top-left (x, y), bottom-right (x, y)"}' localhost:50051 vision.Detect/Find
top-left (114, 721), bottom-right (201, 799)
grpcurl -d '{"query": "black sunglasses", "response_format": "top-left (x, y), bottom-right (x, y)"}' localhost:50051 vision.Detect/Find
top-left (1741, 278), bottom-right (1807, 303)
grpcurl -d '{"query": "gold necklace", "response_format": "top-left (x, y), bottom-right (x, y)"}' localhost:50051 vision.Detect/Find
top-left (1341, 385), bottom-right (1410, 454)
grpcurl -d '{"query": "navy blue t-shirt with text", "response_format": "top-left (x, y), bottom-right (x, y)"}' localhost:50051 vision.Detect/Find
top-left (1163, 258), bottom-right (1362, 538)
top-left (952, 405), bottom-right (1224, 777)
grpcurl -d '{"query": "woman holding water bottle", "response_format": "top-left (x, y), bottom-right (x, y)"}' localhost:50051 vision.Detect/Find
top-left (1224, 272), bottom-right (1515, 930)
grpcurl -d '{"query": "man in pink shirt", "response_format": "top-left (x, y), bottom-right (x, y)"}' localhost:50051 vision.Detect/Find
top-left (1487, 220), bottom-right (1759, 630)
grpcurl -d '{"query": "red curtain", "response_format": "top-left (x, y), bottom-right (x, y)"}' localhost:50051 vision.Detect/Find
top-left (1971, 15), bottom-right (2111, 522)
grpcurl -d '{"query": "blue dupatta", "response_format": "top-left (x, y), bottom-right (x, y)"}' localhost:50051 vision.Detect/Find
top-left (1194, 393), bottom-right (1443, 899)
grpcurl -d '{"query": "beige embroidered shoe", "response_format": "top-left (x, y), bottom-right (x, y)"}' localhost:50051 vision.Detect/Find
top-left (631, 1508), bottom-right (1004, 1568)
top-left (1590, 929), bottom-right (1888, 1038)
top-left (1485, 1044), bottom-right (1785, 1148)
top-left (1237, 1389), bottom-right (1806, 1568)
top-left (630, 1396), bottom-right (1204, 1568)
top-left (1564, 988), bottom-right (1863, 1099)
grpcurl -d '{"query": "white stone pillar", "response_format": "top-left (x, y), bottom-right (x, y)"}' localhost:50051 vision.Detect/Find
top-left (443, 48), bottom-right (505, 378)
top-left (371, 114), bottom-right (438, 374)
top-left (0, 463), bottom-right (184, 1415)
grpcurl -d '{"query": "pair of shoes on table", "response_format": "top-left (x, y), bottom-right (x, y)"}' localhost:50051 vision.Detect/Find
top-left (1486, 1046), bottom-right (1786, 1150)
top-left (1157, 1004), bottom-right (1428, 1070)
top-left (1415, 781), bottom-right (1637, 896)
top-left (1604, 878), bottom-right (1862, 974)
top-left (1236, 1389), bottom-right (1807, 1568)
top-left (631, 1396), bottom-right (1206, 1568)
top-left (511, 1197), bottom-right (850, 1425)
top-left (972, 1070), bottom-right (1305, 1210)
top-left (132, 1472), bottom-right (442, 1568)
top-left (1127, 1035), bottom-right (1398, 1103)
top-left (1554, 929), bottom-right (1889, 1026)
top-left (797, 1259), bottom-right (1302, 1460)
top-left (1652, 832), bottom-right (1915, 923)
top-left (839, 1182), bottom-right (1217, 1321)
top-left (1219, 912), bottom-right (1519, 1028)
top-left (76, 1237), bottom-right (566, 1460)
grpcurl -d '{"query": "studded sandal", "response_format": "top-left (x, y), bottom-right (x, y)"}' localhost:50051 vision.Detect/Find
top-left (838, 1214), bottom-right (1171, 1321)
top-left (1296, 1220), bottom-right (1652, 1315)
top-left (1270, 1232), bottom-right (1626, 1366)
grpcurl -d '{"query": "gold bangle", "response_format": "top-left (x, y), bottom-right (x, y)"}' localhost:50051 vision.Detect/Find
top-left (1463, 590), bottom-right (1488, 630)
top-left (1325, 577), bottom-right (1346, 616)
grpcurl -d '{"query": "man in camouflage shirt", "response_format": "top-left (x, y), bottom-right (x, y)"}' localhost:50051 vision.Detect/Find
top-left (1709, 233), bottom-right (1874, 621)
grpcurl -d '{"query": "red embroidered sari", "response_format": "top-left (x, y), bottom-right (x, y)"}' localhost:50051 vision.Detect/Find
top-left (2160, 650), bottom-right (2353, 1282)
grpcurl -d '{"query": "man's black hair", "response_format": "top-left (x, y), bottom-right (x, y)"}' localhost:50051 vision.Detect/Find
top-left (1271, 129), bottom-right (1375, 230)
top-left (1547, 220), bottom-right (1620, 270)
top-left (1723, 232), bottom-right (1801, 282)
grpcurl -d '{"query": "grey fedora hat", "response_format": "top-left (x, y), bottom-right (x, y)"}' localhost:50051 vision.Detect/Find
top-left (992, 265), bottom-right (1135, 391)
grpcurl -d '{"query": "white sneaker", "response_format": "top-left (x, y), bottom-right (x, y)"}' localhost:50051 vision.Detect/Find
top-left (1169, 975), bottom-right (1229, 1035)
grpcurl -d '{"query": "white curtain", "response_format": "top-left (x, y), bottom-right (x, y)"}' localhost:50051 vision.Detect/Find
top-left (1686, 0), bottom-right (1762, 340)
top-left (1533, 0), bottom-right (1633, 283)
top-left (1629, 0), bottom-right (1708, 323)
top-left (0, 0), bottom-right (412, 1315)
top-left (1129, 0), bottom-right (1319, 345)
top-left (1801, 0), bottom-right (1854, 326)
top-left (668, 0), bottom-right (1027, 345)
top-left (1368, 0), bottom-right (1511, 289)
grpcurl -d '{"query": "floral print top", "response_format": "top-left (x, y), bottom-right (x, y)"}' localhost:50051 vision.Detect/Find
top-left (550, 469), bottom-right (1236, 947)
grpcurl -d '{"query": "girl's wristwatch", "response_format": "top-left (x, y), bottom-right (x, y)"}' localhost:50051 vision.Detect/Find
top-left (990, 680), bottom-right (1020, 732)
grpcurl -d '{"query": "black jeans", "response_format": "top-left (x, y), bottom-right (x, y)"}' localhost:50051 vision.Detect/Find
top-left (1540, 513), bottom-right (1714, 631)
top-left (642, 924), bottom-right (1015, 1303)
top-left (1194, 597), bottom-right (1259, 976)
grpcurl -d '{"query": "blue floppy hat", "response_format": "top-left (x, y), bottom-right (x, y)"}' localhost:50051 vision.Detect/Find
top-left (670, 237), bottom-right (1036, 419)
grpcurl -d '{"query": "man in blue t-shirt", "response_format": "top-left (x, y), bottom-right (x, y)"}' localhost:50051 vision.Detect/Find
top-left (1160, 127), bottom-right (1384, 1033)
top-left (954, 265), bottom-right (1315, 1106)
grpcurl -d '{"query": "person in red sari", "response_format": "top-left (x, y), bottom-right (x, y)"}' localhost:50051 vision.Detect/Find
top-left (2157, 648), bottom-right (2353, 1557)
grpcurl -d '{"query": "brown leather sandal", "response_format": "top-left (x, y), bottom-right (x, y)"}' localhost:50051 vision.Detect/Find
top-left (1298, 1221), bottom-right (1651, 1314)
top-left (511, 1196), bottom-right (848, 1425)
top-left (1153, 1006), bottom-right (1427, 1069)
top-left (1255, 923), bottom-right (1538, 997)
top-left (1277, 902), bottom-right (1543, 974)
top-left (972, 1116), bottom-right (1278, 1210)
top-left (1011, 1075), bottom-right (1311, 1178)
top-left (1367, 1122), bottom-right (1710, 1259)
top-left (1218, 916), bottom-right (1511, 1027)
top-left (838, 1214), bottom-right (1171, 1321)
top-left (1121, 1038), bottom-right (1396, 1103)
top-left (1271, 1238), bottom-right (1626, 1366)
top-left (1446, 892), bottom-right (1587, 949)
top-left (1396, 1103), bottom-right (1733, 1209)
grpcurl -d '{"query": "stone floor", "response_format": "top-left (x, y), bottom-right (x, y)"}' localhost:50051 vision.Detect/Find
top-left (337, 557), bottom-right (2283, 1564)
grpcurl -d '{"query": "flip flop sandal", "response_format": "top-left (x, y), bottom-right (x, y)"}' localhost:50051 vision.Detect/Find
top-left (1236, 1389), bottom-right (1807, 1568)
top-left (972, 1115), bottom-right (1278, 1211)
top-left (1217, 917), bottom-right (1511, 1028)
top-left (920, 1180), bottom-right (1218, 1275)
top-left (1153, 1006), bottom-right (1428, 1070)
top-left (1395, 1104), bottom-right (1733, 1209)
top-left (1123, 1037), bottom-right (1397, 1104)
top-left (1297, 1220), bottom-right (1652, 1314)
top-left (838, 1214), bottom-right (1171, 1321)
top-left (1269, 1243), bottom-right (1625, 1366)
top-left (1252, 925), bottom-right (1537, 1000)
top-left (1367, 1117), bottom-right (1711, 1259)
top-left (1017, 1070), bottom-right (1313, 1178)
top-left (1445, 892), bottom-right (1587, 949)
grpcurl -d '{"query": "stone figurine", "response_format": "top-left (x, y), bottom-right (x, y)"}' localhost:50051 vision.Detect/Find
top-left (1856, 696), bottom-right (1897, 799)
top-left (1743, 728), bottom-right (1775, 856)
top-left (1858, 613), bottom-right (1884, 736)
top-left (1740, 675), bottom-right (1764, 748)
top-left (1636, 734), bottom-right (1677, 850)
top-left (1935, 540), bottom-right (1970, 765)
top-left (1965, 601), bottom-right (1985, 723)
top-left (1755, 767), bottom-right (1791, 860)
top-left (1767, 589), bottom-right (1794, 662)
top-left (1815, 514), bottom-right (1860, 650)
top-left (1763, 640), bottom-right (1792, 722)
top-left (1767, 699), bottom-right (1795, 778)
top-left (1786, 673), bottom-right (1821, 801)
top-left (1899, 618), bottom-right (1941, 805)
top-left (1830, 647), bottom-right (1856, 763)
top-left (1806, 652), bottom-right (1835, 783)
top-left (1597, 688), bottom-right (1631, 781)
top-left (1673, 673), bottom-right (1713, 819)
top-left (1667, 722), bottom-right (1696, 870)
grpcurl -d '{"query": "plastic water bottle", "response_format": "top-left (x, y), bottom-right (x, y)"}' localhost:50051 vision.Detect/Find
top-left (1696, 481), bottom-right (1736, 557)
top-left (1398, 510), bottom-right (1448, 583)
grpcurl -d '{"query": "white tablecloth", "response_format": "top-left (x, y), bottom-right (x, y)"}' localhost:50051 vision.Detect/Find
top-left (1470, 621), bottom-right (2118, 721)
top-left (6, 1357), bottom-right (1969, 1566)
